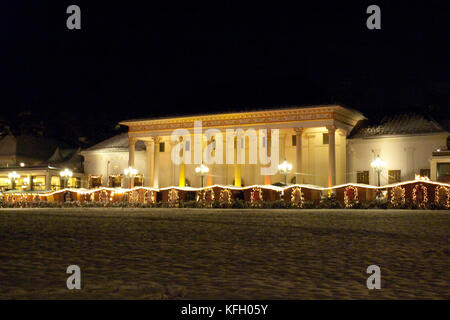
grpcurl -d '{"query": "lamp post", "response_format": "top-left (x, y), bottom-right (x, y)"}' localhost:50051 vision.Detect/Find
top-left (278, 159), bottom-right (293, 185)
top-left (195, 163), bottom-right (209, 187)
top-left (124, 166), bottom-right (138, 188)
top-left (370, 155), bottom-right (387, 187)
top-left (60, 169), bottom-right (73, 189)
top-left (8, 171), bottom-right (20, 190)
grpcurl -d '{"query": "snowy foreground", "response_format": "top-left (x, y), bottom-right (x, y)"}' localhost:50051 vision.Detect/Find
top-left (0, 208), bottom-right (448, 299)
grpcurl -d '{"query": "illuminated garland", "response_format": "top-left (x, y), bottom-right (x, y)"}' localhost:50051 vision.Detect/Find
top-left (99, 190), bottom-right (109, 203)
top-left (390, 185), bottom-right (405, 206)
top-left (344, 185), bottom-right (359, 208)
top-left (290, 187), bottom-right (304, 207)
top-left (144, 190), bottom-right (156, 204)
top-left (3, 180), bottom-right (450, 206)
top-left (412, 184), bottom-right (428, 207)
top-left (196, 188), bottom-right (215, 203)
top-left (168, 188), bottom-right (179, 204)
top-left (250, 187), bottom-right (263, 204)
top-left (129, 190), bottom-right (140, 203)
top-left (219, 188), bottom-right (232, 204)
top-left (435, 185), bottom-right (449, 208)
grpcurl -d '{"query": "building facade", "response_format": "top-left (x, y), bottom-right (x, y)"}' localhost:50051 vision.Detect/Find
top-left (83, 105), bottom-right (365, 188)
top-left (0, 134), bottom-right (84, 191)
top-left (81, 106), bottom-right (449, 189)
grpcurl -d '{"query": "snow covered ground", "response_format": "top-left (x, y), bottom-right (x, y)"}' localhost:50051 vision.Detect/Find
top-left (0, 208), bottom-right (448, 299)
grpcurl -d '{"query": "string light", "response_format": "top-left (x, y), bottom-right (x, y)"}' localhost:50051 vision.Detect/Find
top-left (344, 185), bottom-right (359, 208)
top-left (412, 183), bottom-right (428, 207)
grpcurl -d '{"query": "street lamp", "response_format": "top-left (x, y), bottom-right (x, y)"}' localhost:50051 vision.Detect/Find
top-left (60, 169), bottom-right (73, 189)
top-left (195, 163), bottom-right (209, 187)
top-left (278, 159), bottom-right (293, 185)
top-left (8, 171), bottom-right (20, 190)
top-left (124, 166), bottom-right (138, 188)
top-left (370, 155), bottom-right (387, 187)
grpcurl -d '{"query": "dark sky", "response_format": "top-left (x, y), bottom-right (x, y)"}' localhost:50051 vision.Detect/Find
top-left (0, 1), bottom-right (449, 146)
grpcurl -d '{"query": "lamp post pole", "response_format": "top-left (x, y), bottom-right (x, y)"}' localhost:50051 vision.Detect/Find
top-left (370, 155), bottom-right (387, 187)
top-left (124, 166), bottom-right (138, 189)
top-left (195, 163), bottom-right (209, 188)
top-left (60, 169), bottom-right (73, 189)
top-left (8, 172), bottom-right (20, 190)
top-left (278, 160), bottom-right (293, 186)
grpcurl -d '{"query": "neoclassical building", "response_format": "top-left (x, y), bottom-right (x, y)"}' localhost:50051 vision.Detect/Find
top-left (81, 105), bottom-right (449, 189)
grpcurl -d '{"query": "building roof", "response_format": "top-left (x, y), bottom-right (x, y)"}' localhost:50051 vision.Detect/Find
top-left (119, 104), bottom-right (366, 125)
top-left (83, 133), bottom-right (146, 153)
top-left (348, 113), bottom-right (447, 139)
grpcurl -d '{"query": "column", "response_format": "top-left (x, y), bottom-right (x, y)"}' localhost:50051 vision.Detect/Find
top-left (153, 137), bottom-right (161, 188)
top-left (128, 138), bottom-right (136, 168)
top-left (327, 125), bottom-right (336, 187)
top-left (263, 131), bottom-right (271, 185)
top-left (234, 164), bottom-right (242, 187)
top-left (294, 128), bottom-right (304, 184)
top-left (234, 137), bottom-right (242, 186)
top-left (144, 140), bottom-right (155, 187)
top-left (179, 163), bottom-right (186, 187)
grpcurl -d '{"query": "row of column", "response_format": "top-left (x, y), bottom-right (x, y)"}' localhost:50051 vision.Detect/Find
top-left (128, 125), bottom-right (337, 188)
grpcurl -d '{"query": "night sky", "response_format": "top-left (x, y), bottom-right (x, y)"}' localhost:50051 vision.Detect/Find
top-left (0, 1), bottom-right (448, 146)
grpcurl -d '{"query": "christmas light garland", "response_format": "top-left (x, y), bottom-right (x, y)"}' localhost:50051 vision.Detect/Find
top-left (344, 185), bottom-right (359, 208)
top-left (219, 188), bottom-right (232, 204)
top-left (168, 188), bottom-right (179, 204)
top-left (435, 185), bottom-right (449, 208)
top-left (250, 187), bottom-right (263, 204)
top-left (144, 190), bottom-right (156, 204)
top-left (390, 185), bottom-right (406, 206)
top-left (290, 187), bottom-right (304, 207)
top-left (412, 183), bottom-right (428, 207)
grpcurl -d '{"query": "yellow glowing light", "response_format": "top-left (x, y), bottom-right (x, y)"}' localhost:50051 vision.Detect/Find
top-left (195, 163), bottom-right (209, 174)
top-left (124, 166), bottom-right (138, 176)
top-left (60, 169), bottom-right (73, 178)
top-left (278, 160), bottom-right (293, 173)
top-left (370, 156), bottom-right (387, 171)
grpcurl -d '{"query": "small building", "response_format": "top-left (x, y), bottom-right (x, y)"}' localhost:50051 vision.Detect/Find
top-left (347, 113), bottom-right (449, 185)
top-left (0, 134), bottom-right (84, 191)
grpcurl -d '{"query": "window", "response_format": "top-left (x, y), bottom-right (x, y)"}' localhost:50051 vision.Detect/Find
top-left (388, 170), bottom-right (401, 184)
top-left (322, 133), bottom-right (329, 145)
top-left (437, 163), bottom-right (450, 183)
top-left (89, 175), bottom-right (102, 189)
top-left (292, 135), bottom-right (296, 146)
top-left (159, 142), bottom-right (165, 153)
top-left (0, 176), bottom-right (9, 189)
top-left (32, 176), bottom-right (46, 191)
top-left (134, 174), bottom-right (144, 187)
top-left (51, 176), bottom-right (61, 190)
top-left (108, 175), bottom-right (122, 188)
top-left (357, 171), bottom-right (370, 184)
top-left (419, 169), bottom-right (430, 178)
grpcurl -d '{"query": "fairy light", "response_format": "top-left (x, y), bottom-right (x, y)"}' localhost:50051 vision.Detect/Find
top-left (219, 188), bottom-right (232, 204)
top-left (412, 183), bottom-right (428, 207)
top-left (290, 186), bottom-right (304, 207)
top-left (390, 185), bottom-right (406, 206)
top-left (435, 185), bottom-right (449, 208)
top-left (344, 185), bottom-right (359, 208)
top-left (250, 187), bottom-right (263, 204)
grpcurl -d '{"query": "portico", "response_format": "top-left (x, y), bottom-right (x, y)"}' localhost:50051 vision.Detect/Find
top-left (119, 105), bottom-right (365, 188)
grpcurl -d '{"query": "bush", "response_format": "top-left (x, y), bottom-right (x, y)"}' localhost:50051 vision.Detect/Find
top-left (318, 195), bottom-right (342, 209)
